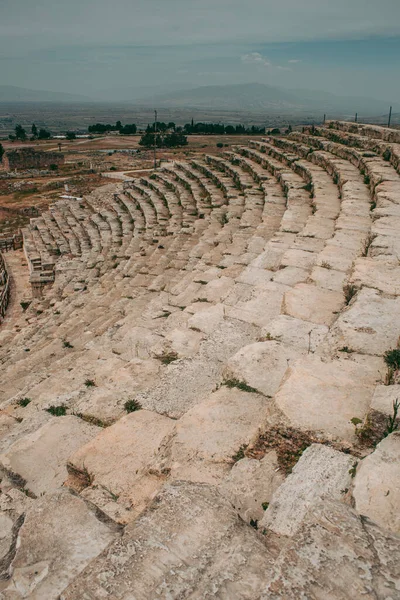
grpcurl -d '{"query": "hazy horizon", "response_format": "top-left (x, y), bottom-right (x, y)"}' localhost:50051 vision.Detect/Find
top-left (1, 0), bottom-right (399, 105)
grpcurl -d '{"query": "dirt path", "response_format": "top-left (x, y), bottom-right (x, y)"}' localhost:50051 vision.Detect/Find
top-left (1, 250), bottom-right (31, 331)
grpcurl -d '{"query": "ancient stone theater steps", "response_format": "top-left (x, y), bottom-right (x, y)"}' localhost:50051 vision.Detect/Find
top-left (1, 125), bottom-right (400, 598)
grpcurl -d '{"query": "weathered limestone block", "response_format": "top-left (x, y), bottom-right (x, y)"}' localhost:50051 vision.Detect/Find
top-left (68, 410), bottom-right (175, 521)
top-left (310, 266), bottom-right (347, 292)
top-left (353, 432), bottom-right (400, 534)
top-left (0, 416), bottom-right (101, 497)
top-left (60, 481), bottom-right (275, 600)
top-left (317, 243), bottom-right (356, 272)
top-left (167, 387), bottom-right (269, 484)
top-left (197, 276), bottom-right (234, 303)
top-left (225, 283), bottom-right (286, 327)
top-left (261, 315), bottom-right (328, 353)
top-left (329, 287), bottom-right (400, 355)
top-left (187, 302), bottom-right (225, 334)
top-left (236, 266), bottom-right (273, 287)
top-left (280, 248), bottom-right (317, 270)
top-left (262, 500), bottom-right (400, 599)
top-left (151, 327), bottom-right (203, 359)
top-left (274, 355), bottom-right (378, 441)
top-left (0, 410), bottom-right (52, 455)
top-left (2, 489), bottom-right (116, 599)
top-left (260, 444), bottom-right (354, 536)
top-left (219, 452), bottom-right (284, 524)
top-left (351, 258), bottom-right (400, 295)
top-left (371, 385), bottom-right (400, 415)
top-left (223, 341), bottom-right (300, 397)
top-left (272, 266), bottom-right (308, 286)
top-left (282, 283), bottom-right (344, 326)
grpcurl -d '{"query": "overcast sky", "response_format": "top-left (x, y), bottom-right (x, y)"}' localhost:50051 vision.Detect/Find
top-left (1, 0), bottom-right (399, 101)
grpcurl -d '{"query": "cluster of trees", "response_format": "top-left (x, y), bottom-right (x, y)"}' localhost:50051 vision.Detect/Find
top-left (0, 143), bottom-right (4, 163)
top-left (145, 122), bottom-right (176, 133)
top-left (139, 130), bottom-right (188, 148)
top-left (8, 124), bottom-right (52, 141)
top-left (88, 121), bottom-right (137, 135)
top-left (183, 122), bottom-right (266, 135)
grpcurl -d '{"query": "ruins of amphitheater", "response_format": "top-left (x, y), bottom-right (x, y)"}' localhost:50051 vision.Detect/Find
top-left (0, 120), bottom-right (400, 599)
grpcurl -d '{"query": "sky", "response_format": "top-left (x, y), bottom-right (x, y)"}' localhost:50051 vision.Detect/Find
top-left (0, 0), bottom-right (399, 102)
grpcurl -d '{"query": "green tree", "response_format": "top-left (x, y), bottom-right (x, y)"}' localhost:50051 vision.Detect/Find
top-left (118, 124), bottom-right (137, 135)
top-left (0, 143), bottom-right (4, 163)
top-left (164, 132), bottom-right (188, 147)
top-left (15, 124), bottom-right (27, 141)
top-left (66, 131), bottom-right (76, 140)
top-left (31, 123), bottom-right (38, 138)
top-left (38, 128), bottom-right (51, 140)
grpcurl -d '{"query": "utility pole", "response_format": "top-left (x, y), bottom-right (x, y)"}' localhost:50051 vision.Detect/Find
top-left (388, 106), bottom-right (393, 128)
top-left (153, 109), bottom-right (157, 170)
top-left (355, 112), bottom-right (358, 123)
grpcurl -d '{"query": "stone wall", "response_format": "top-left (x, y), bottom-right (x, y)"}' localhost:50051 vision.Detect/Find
top-left (2, 148), bottom-right (64, 171)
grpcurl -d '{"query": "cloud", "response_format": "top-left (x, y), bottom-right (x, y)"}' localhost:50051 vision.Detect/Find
top-left (276, 65), bottom-right (292, 71)
top-left (288, 59), bottom-right (302, 63)
top-left (241, 52), bottom-right (271, 66)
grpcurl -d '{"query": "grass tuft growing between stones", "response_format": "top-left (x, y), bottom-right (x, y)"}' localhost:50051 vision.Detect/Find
top-left (46, 405), bottom-right (67, 416)
top-left (17, 397), bottom-right (31, 407)
top-left (343, 284), bottom-right (358, 305)
top-left (223, 378), bottom-right (258, 393)
top-left (231, 444), bottom-right (248, 463)
top-left (84, 379), bottom-right (96, 387)
top-left (124, 399), bottom-right (142, 413)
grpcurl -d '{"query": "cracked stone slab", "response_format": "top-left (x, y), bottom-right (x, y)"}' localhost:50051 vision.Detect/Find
top-left (67, 410), bottom-right (175, 522)
top-left (165, 386), bottom-right (270, 484)
top-left (219, 452), bottom-right (284, 524)
top-left (223, 341), bottom-right (301, 397)
top-left (260, 444), bottom-right (354, 537)
top-left (261, 499), bottom-right (400, 599)
top-left (282, 283), bottom-right (344, 326)
top-left (1, 489), bottom-right (116, 599)
top-left (329, 287), bottom-right (400, 356)
top-left (0, 416), bottom-right (101, 497)
top-left (60, 481), bottom-right (275, 600)
top-left (274, 355), bottom-right (379, 441)
top-left (353, 432), bottom-right (400, 535)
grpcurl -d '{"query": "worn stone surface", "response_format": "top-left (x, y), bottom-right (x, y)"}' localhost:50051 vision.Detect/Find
top-left (60, 481), bottom-right (275, 600)
top-left (166, 387), bottom-right (269, 484)
top-left (274, 355), bottom-right (379, 441)
top-left (371, 385), bottom-right (400, 415)
top-left (329, 287), bottom-right (400, 355)
top-left (353, 432), bottom-right (400, 534)
top-left (1, 489), bottom-right (116, 599)
top-left (351, 258), bottom-right (400, 295)
top-left (260, 444), bottom-right (355, 536)
top-left (219, 452), bottom-right (284, 524)
top-left (0, 416), bottom-right (101, 496)
top-left (68, 410), bottom-right (175, 520)
top-left (262, 315), bottom-right (328, 353)
top-left (262, 500), bottom-right (400, 599)
top-left (282, 283), bottom-right (344, 326)
top-left (223, 341), bottom-right (300, 397)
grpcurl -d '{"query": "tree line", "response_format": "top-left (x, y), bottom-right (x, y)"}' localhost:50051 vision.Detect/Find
top-left (88, 121), bottom-right (137, 134)
top-left (8, 124), bottom-right (77, 141)
top-left (183, 122), bottom-right (266, 135)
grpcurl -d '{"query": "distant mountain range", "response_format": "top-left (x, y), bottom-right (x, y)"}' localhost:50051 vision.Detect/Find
top-left (0, 83), bottom-right (396, 117)
top-left (0, 85), bottom-right (92, 103)
top-left (135, 83), bottom-right (397, 116)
